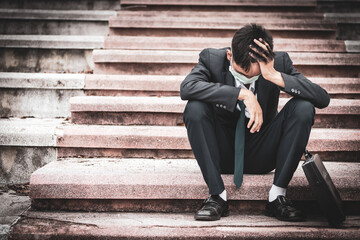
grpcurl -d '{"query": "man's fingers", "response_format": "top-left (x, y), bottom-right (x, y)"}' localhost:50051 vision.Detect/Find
top-left (257, 38), bottom-right (275, 60)
top-left (256, 113), bottom-right (263, 132)
top-left (248, 113), bottom-right (254, 129)
top-left (249, 51), bottom-right (267, 63)
top-left (250, 46), bottom-right (270, 59)
top-left (259, 38), bottom-right (271, 48)
top-left (253, 39), bottom-right (267, 51)
top-left (250, 114), bottom-right (258, 133)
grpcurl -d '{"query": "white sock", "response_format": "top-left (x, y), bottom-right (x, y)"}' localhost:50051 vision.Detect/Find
top-left (268, 184), bottom-right (286, 202)
top-left (219, 189), bottom-right (227, 201)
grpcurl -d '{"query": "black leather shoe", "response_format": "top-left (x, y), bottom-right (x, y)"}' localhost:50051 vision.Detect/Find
top-left (265, 195), bottom-right (306, 222)
top-left (194, 195), bottom-right (229, 221)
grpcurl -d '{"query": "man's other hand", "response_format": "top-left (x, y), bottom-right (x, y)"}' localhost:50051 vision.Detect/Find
top-left (238, 88), bottom-right (263, 133)
top-left (250, 38), bottom-right (285, 88)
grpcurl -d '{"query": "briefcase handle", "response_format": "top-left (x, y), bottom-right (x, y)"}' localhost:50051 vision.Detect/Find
top-left (304, 149), bottom-right (312, 162)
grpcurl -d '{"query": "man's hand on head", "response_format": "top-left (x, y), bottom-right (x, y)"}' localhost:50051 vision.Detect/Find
top-left (249, 38), bottom-right (285, 88)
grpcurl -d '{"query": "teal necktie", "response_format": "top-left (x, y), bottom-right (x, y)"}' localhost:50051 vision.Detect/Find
top-left (234, 100), bottom-right (246, 188)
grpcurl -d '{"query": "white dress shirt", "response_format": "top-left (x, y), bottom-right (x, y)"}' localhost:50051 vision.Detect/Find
top-left (234, 79), bottom-right (257, 118)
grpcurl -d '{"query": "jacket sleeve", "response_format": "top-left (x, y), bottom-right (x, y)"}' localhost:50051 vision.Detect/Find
top-left (180, 48), bottom-right (240, 112)
top-left (280, 52), bottom-right (330, 109)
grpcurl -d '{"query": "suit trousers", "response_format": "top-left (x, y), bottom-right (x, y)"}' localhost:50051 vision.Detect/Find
top-left (183, 98), bottom-right (315, 195)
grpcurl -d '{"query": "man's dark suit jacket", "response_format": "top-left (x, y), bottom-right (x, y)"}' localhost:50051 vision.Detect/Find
top-left (180, 48), bottom-right (330, 128)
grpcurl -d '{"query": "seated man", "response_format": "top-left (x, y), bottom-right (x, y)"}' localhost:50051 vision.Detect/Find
top-left (180, 24), bottom-right (330, 222)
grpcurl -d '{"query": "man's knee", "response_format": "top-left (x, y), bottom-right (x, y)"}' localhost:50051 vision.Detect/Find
top-left (287, 98), bottom-right (315, 125)
top-left (183, 100), bottom-right (213, 125)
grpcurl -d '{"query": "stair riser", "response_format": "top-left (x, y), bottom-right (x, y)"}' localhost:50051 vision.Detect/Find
top-left (71, 112), bottom-right (360, 129)
top-left (337, 24), bottom-right (360, 41)
top-left (104, 39), bottom-right (347, 52)
top-left (119, 6), bottom-right (317, 12)
top-left (0, 49), bottom-right (94, 73)
top-left (85, 90), bottom-right (360, 99)
top-left (30, 199), bottom-right (360, 215)
top-left (58, 148), bottom-right (194, 159)
top-left (1, 0), bottom-right (120, 10)
top-left (116, 10), bottom-right (324, 19)
top-left (109, 28), bottom-right (336, 39)
top-left (94, 63), bottom-right (360, 77)
top-left (57, 148), bottom-right (359, 162)
top-left (29, 175), bottom-right (358, 200)
top-left (0, 146), bottom-right (56, 185)
top-left (317, 2), bottom-right (360, 14)
top-left (1, 89), bottom-right (84, 118)
top-left (0, 20), bottom-right (108, 35)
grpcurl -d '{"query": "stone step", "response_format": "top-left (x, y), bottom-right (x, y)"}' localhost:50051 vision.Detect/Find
top-left (0, 0), bottom-right (120, 10)
top-left (120, 0), bottom-right (317, 7)
top-left (0, 35), bottom-right (104, 73)
top-left (84, 75), bottom-right (360, 98)
top-left (116, 10), bottom-right (325, 19)
top-left (0, 118), bottom-right (64, 184)
top-left (0, 72), bottom-right (85, 118)
top-left (324, 13), bottom-right (360, 40)
top-left (0, 9), bottom-right (115, 21)
top-left (69, 96), bottom-right (360, 129)
top-left (56, 125), bottom-right (360, 161)
top-left (104, 36), bottom-right (359, 53)
top-left (29, 158), bottom-right (359, 208)
top-left (120, 0), bottom-right (318, 12)
top-left (108, 15), bottom-right (336, 39)
top-left (324, 13), bottom-right (360, 24)
top-left (93, 50), bottom-right (360, 77)
top-left (10, 211), bottom-right (360, 240)
top-left (0, 35), bottom-right (104, 49)
top-left (0, 49), bottom-right (94, 73)
top-left (317, 0), bottom-right (360, 13)
top-left (109, 16), bottom-right (335, 27)
top-left (0, 9), bottom-right (116, 35)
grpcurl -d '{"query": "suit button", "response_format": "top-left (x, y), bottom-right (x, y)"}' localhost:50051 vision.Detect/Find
top-left (224, 106), bottom-right (227, 109)
top-left (216, 104), bottom-right (219, 107)
top-left (291, 89), bottom-right (294, 92)
top-left (298, 91), bottom-right (301, 94)
top-left (220, 104), bottom-right (223, 107)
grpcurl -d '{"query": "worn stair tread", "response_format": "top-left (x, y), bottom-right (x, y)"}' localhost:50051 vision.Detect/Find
top-left (0, 118), bottom-right (65, 147)
top-left (0, 9), bottom-right (116, 21)
top-left (324, 13), bottom-right (360, 23)
top-left (0, 72), bottom-right (85, 89)
top-left (0, 35), bottom-right (104, 49)
top-left (11, 211), bottom-right (360, 239)
top-left (56, 125), bottom-right (360, 152)
top-left (104, 36), bottom-right (354, 52)
top-left (116, 10), bottom-right (325, 18)
top-left (70, 96), bottom-right (360, 115)
top-left (93, 50), bottom-right (360, 65)
top-left (84, 75), bottom-right (360, 94)
top-left (111, 16), bottom-right (328, 24)
top-left (29, 158), bottom-right (359, 201)
top-left (120, 0), bottom-right (317, 7)
top-left (109, 17), bottom-right (336, 31)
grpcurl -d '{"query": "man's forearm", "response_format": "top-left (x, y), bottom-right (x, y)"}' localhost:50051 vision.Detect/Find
top-left (264, 70), bottom-right (285, 88)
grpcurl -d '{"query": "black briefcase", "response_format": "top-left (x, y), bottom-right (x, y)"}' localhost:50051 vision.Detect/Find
top-left (302, 150), bottom-right (345, 227)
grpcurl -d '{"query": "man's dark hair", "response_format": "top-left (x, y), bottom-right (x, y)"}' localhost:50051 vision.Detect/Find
top-left (231, 24), bottom-right (274, 72)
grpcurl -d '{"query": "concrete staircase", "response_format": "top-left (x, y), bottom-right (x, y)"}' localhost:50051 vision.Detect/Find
top-left (6, 0), bottom-right (360, 239)
top-left (0, 0), bottom-right (119, 185)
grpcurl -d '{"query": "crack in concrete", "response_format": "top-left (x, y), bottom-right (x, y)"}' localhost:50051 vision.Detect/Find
top-left (17, 214), bottom-right (100, 228)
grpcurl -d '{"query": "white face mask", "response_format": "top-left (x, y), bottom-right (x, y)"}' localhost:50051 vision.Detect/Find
top-left (229, 61), bottom-right (260, 85)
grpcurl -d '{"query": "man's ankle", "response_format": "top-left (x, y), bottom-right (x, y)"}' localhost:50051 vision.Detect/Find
top-left (268, 184), bottom-right (286, 202)
top-left (219, 189), bottom-right (227, 201)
